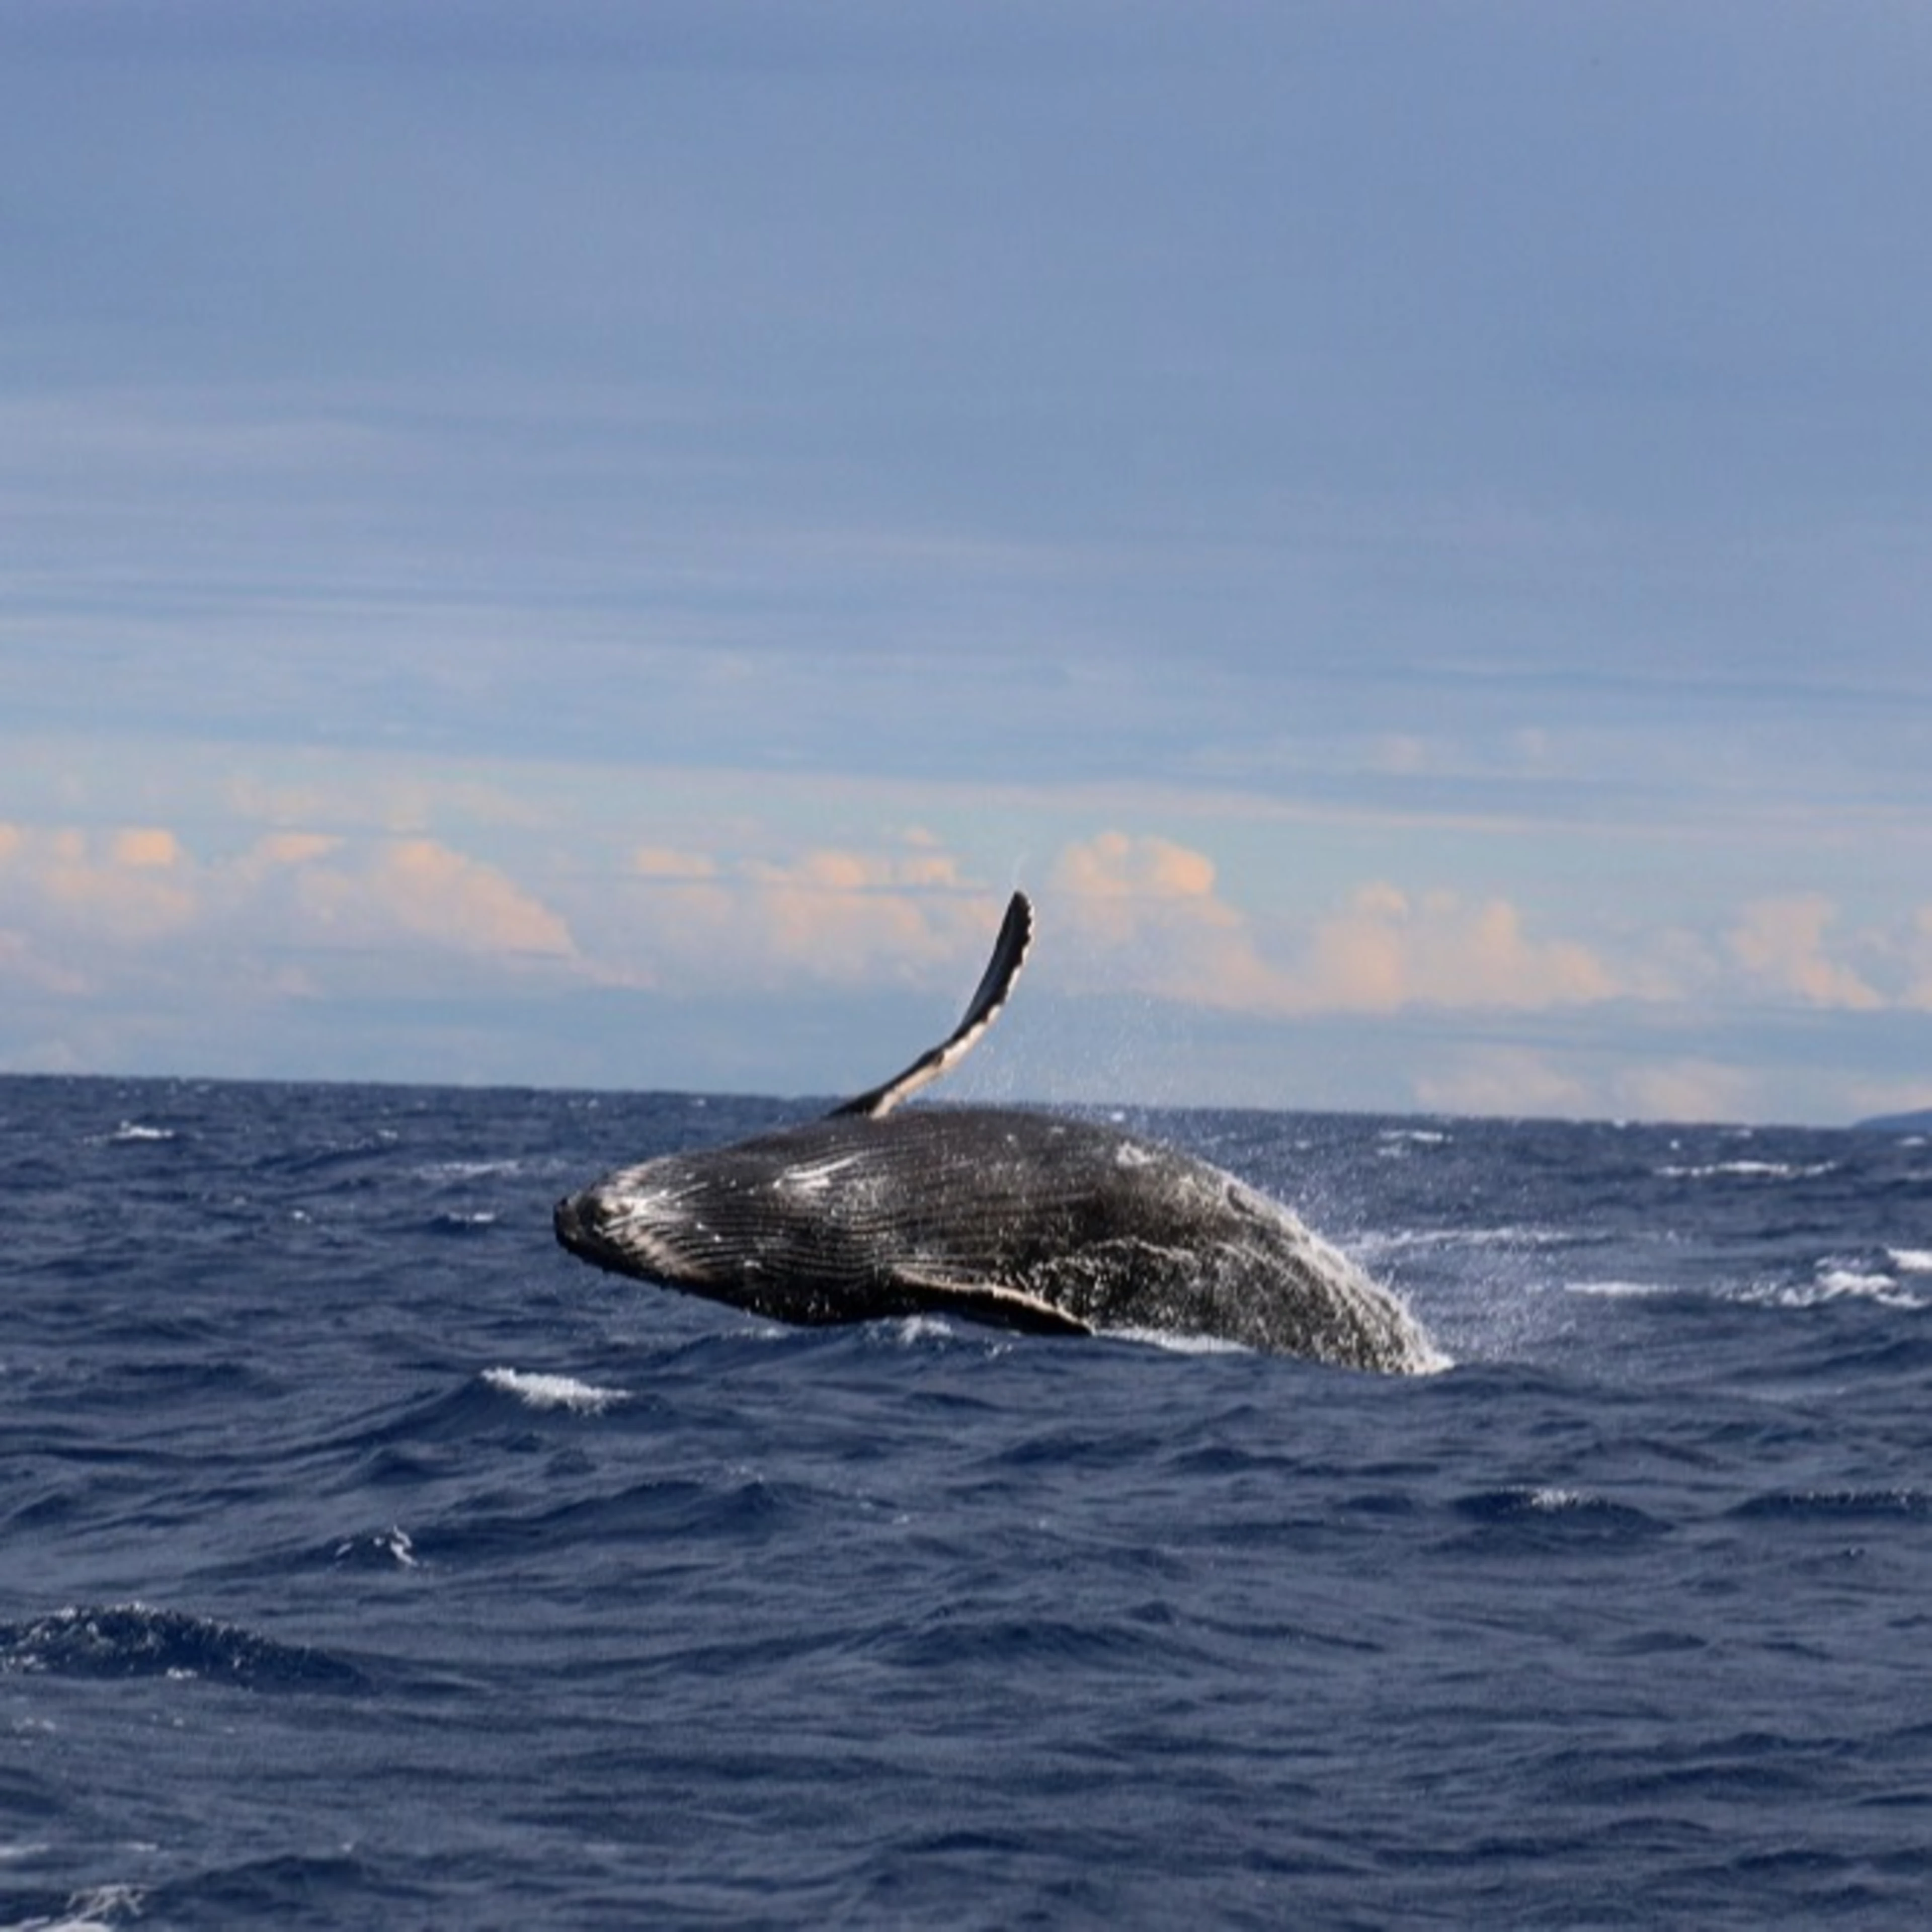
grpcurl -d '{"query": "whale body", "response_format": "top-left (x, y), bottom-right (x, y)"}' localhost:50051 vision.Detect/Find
top-left (554, 893), bottom-right (1437, 1372)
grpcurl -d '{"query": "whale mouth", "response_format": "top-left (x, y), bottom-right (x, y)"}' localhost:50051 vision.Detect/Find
top-left (552, 1191), bottom-right (609, 1268)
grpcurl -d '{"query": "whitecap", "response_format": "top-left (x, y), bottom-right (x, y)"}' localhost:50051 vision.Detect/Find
top-left (8, 1882), bottom-right (147, 1930)
top-left (1357, 1224), bottom-right (1571, 1254)
top-left (1889, 1248), bottom-right (1932, 1275)
top-left (1656, 1160), bottom-right (1837, 1182)
top-left (333, 1525), bottom-right (419, 1568)
top-left (480, 1366), bottom-right (626, 1414)
top-left (888, 1314), bottom-right (957, 1345)
top-left (109, 1122), bottom-right (173, 1143)
top-left (1816, 1267), bottom-right (1903, 1299)
top-left (1733, 1270), bottom-right (1926, 1311)
top-left (1525, 1487), bottom-right (1586, 1511)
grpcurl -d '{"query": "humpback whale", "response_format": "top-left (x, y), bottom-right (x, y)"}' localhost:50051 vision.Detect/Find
top-left (554, 893), bottom-right (1437, 1372)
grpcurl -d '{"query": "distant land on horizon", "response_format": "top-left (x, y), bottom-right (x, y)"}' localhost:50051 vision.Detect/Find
top-left (1855, 1109), bottom-right (1932, 1134)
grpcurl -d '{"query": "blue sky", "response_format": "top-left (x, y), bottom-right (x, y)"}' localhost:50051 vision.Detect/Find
top-left (4, 1), bottom-right (1930, 1121)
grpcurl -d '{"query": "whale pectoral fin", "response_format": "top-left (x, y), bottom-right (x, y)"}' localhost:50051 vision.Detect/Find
top-left (830, 891), bottom-right (1034, 1120)
top-left (893, 1265), bottom-right (1094, 1338)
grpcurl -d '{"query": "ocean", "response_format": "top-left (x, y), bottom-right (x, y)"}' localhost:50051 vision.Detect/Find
top-left (5, 1075), bottom-right (1930, 1927)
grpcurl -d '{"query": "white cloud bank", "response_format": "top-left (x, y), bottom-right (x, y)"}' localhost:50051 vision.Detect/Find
top-left (4, 816), bottom-right (1929, 1120)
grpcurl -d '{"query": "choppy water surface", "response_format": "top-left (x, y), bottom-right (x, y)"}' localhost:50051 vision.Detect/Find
top-left (5, 1077), bottom-right (1930, 1926)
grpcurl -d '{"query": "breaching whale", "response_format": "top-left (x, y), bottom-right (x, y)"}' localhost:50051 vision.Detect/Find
top-left (553, 893), bottom-right (1437, 1371)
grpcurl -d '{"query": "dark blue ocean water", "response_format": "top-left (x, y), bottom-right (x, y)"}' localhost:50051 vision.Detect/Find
top-left (5, 1075), bottom-right (1931, 1928)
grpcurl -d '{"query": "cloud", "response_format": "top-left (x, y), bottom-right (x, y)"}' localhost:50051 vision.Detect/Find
top-left (107, 828), bottom-right (184, 869)
top-left (1048, 831), bottom-right (1292, 1011)
top-left (634, 845), bottom-right (719, 880)
top-left (1051, 830), bottom-right (1223, 909)
top-left (8, 797), bottom-right (1928, 1118)
top-left (1905, 906), bottom-right (1932, 1011)
top-left (1047, 833), bottom-right (1621, 1017)
top-left (249, 831), bottom-right (343, 868)
top-left (1608, 1060), bottom-right (1759, 1125)
top-left (285, 838), bottom-right (578, 958)
top-left (1412, 1050), bottom-right (1760, 1123)
top-left (1299, 885), bottom-right (1620, 1013)
top-left (741, 847), bottom-right (977, 980)
top-left (0, 824), bottom-right (200, 940)
top-left (1413, 1049), bottom-right (1593, 1120)
top-left (622, 834), bottom-right (998, 990)
top-left (0, 927), bottom-right (91, 996)
top-left (1844, 1072), bottom-right (1932, 1121)
top-left (1729, 896), bottom-right (1882, 1010)
top-left (0, 820), bottom-right (579, 973)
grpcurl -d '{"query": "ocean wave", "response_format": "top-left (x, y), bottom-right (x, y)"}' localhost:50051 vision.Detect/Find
top-left (2, 1882), bottom-right (148, 1931)
top-left (480, 1366), bottom-right (627, 1414)
top-left (1564, 1278), bottom-right (1671, 1299)
top-left (413, 1157), bottom-right (530, 1181)
top-left (12, 1075), bottom-right (1932, 1926)
top-left (0, 1604), bottom-right (366, 1693)
top-left (332, 1525), bottom-right (419, 1569)
top-left (1730, 1264), bottom-right (1929, 1310)
top-left (427, 1209), bottom-right (499, 1235)
top-left (1730, 1488), bottom-right (1932, 1522)
top-left (1656, 1160), bottom-right (1839, 1182)
top-left (1451, 1486), bottom-right (1671, 1547)
top-left (869, 1313), bottom-right (1013, 1353)
top-left (1358, 1224), bottom-right (1576, 1254)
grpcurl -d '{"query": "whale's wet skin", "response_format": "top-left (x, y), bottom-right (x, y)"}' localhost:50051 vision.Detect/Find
top-left (555, 894), bottom-right (1436, 1371)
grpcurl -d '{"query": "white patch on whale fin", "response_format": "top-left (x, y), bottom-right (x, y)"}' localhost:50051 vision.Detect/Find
top-left (893, 1264), bottom-right (1094, 1337)
top-left (830, 890), bottom-right (1034, 1120)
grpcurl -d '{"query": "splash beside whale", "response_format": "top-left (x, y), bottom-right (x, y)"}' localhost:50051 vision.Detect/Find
top-left (553, 893), bottom-right (1438, 1372)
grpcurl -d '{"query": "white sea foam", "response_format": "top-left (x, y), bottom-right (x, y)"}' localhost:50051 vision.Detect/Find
top-left (481, 1366), bottom-right (627, 1414)
top-left (1524, 1487), bottom-right (1586, 1511)
top-left (1889, 1248), bottom-right (1932, 1274)
top-left (1816, 1268), bottom-right (1906, 1300)
top-left (1656, 1160), bottom-right (1837, 1182)
top-left (1734, 1269), bottom-right (1926, 1311)
top-left (333, 1525), bottom-right (419, 1567)
top-left (889, 1315), bottom-right (961, 1346)
top-left (109, 1121), bottom-right (173, 1143)
top-left (418, 1158), bottom-right (525, 1180)
top-left (1359, 1224), bottom-right (1572, 1254)
top-left (1565, 1279), bottom-right (1670, 1300)
top-left (8, 1883), bottom-right (148, 1931)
